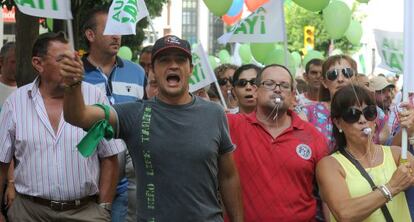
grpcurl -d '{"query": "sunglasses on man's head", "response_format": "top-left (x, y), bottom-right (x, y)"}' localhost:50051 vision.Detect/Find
top-left (326, 68), bottom-right (354, 81)
top-left (234, 78), bottom-right (256, 87)
top-left (341, 105), bottom-right (377, 124)
top-left (218, 77), bottom-right (233, 86)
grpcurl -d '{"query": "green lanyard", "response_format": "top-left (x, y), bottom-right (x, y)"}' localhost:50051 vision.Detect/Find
top-left (77, 104), bottom-right (114, 157)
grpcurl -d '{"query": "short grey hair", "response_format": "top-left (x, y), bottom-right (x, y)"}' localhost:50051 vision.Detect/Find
top-left (0, 42), bottom-right (15, 58)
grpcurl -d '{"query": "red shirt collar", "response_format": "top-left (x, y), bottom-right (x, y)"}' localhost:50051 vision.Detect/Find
top-left (246, 110), bottom-right (305, 130)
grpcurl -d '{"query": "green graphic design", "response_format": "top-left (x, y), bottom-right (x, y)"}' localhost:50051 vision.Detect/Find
top-left (15, 0), bottom-right (58, 10)
top-left (189, 53), bottom-right (206, 85)
top-left (112, 0), bottom-right (139, 23)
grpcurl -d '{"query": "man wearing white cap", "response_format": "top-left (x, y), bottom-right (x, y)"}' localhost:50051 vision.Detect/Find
top-left (370, 75), bottom-right (395, 115)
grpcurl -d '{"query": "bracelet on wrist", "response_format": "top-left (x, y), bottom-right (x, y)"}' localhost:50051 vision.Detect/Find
top-left (7, 179), bottom-right (14, 184)
top-left (377, 184), bottom-right (393, 202)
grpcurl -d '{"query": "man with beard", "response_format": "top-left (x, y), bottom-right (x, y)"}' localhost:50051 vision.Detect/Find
top-left (370, 75), bottom-right (395, 115)
top-left (81, 7), bottom-right (146, 221)
top-left (60, 35), bottom-right (243, 222)
top-left (227, 64), bottom-right (328, 221)
top-left (0, 32), bottom-right (122, 222)
top-left (231, 64), bottom-right (261, 114)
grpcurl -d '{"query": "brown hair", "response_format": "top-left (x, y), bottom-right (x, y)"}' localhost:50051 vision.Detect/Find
top-left (319, 55), bottom-right (358, 102)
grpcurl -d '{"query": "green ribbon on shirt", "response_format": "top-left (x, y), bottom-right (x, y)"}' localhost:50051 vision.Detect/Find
top-left (77, 104), bottom-right (114, 157)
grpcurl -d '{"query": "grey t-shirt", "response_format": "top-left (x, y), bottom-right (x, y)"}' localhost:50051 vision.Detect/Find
top-left (113, 95), bottom-right (234, 222)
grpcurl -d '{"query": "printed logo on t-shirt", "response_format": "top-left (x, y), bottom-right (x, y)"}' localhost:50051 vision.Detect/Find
top-left (296, 144), bottom-right (312, 160)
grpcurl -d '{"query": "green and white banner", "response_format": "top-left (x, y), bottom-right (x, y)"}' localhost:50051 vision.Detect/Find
top-left (189, 43), bottom-right (217, 93)
top-left (218, 0), bottom-right (284, 44)
top-left (374, 29), bottom-right (403, 73)
top-left (104, 0), bottom-right (149, 35)
top-left (14, 0), bottom-right (72, 19)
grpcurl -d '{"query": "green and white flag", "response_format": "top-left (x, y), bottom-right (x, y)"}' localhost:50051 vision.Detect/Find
top-left (104, 0), bottom-right (149, 35)
top-left (189, 43), bottom-right (217, 93)
top-left (218, 0), bottom-right (284, 44)
top-left (14, 0), bottom-right (72, 19)
top-left (374, 29), bottom-right (403, 73)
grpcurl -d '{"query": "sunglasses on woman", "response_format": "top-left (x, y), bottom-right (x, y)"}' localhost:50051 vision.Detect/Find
top-left (218, 77), bottom-right (233, 86)
top-left (234, 78), bottom-right (256, 87)
top-left (326, 68), bottom-right (354, 81)
top-left (341, 105), bottom-right (377, 124)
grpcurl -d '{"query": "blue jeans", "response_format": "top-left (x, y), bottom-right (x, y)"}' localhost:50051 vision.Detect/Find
top-left (111, 190), bottom-right (128, 222)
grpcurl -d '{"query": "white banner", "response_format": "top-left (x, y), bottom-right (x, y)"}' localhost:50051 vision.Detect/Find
top-left (104, 0), bottom-right (149, 35)
top-left (374, 29), bottom-right (403, 73)
top-left (218, 0), bottom-right (284, 44)
top-left (189, 43), bottom-right (217, 93)
top-left (403, 0), bottom-right (414, 93)
top-left (15, 0), bottom-right (72, 19)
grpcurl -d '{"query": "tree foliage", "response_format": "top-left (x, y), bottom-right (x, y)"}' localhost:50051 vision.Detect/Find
top-left (284, 1), bottom-right (364, 56)
top-left (0, 0), bottom-right (167, 84)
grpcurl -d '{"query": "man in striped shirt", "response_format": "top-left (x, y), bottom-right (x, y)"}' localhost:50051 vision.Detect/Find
top-left (0, 32), bottom-right (124, 222)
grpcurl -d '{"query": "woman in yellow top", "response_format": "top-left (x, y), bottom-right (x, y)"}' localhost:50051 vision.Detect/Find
top-left (316, 84), bottom-right (414, 221)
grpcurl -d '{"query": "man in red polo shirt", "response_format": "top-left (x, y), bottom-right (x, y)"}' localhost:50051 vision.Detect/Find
top-left (227, 64), bottom-right (329, 221)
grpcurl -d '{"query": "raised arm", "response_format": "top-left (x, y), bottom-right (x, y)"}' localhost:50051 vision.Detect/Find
top-left (60, 51), bottom-right (117, 131)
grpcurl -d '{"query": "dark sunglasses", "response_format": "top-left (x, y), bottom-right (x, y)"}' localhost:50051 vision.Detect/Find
top-left (326, 68), bottom-right (354, 81)
top-left (218, 77), bottom-right (233, 86)
top-left (234, 78), bottom-right (256, 87)
top-left (341, 105), bottom-right (377, 124)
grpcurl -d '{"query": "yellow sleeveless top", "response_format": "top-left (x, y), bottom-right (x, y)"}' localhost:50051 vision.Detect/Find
top-left (331, 146), bottom-right (411, 222)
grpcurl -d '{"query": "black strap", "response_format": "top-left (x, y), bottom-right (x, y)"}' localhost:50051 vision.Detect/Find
top-left (339, 149), bottom-right (394, 222)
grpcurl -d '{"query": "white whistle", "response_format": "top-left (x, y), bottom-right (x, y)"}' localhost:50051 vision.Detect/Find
top-left (363, 128), bottom-right (372, 135)
top-left (275, 97), bottom-right (282, 104)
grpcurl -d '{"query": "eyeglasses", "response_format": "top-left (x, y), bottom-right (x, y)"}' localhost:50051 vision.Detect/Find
top-left (341, 105), bottom-right (377, 124)
top-left (260, 80), bottom-right (291, 91)
top-left (234, 78), bottom-right (256, 87)
top-left (218, 77), bottom-right (233, 86)
top-left (326, 68), bottom-right (354, 81)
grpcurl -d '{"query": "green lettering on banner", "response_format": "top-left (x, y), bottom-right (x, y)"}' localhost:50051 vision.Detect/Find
top-left (51, 0), bottom-right (58, 10)
top-left (38, 0), bottom-right (44, 9)
top-left (122, 5), bottom-right (137, 23)
top-left (112, 0), bottom-right (125, 22)
top-left (245, 16), bottom-right (258, 34)
top-left (15, 0), bottom-right (36, 8)
top-left (388, 53), bottom-right (403, 71)
top-left (260, 15), bottom-right (266, 34)
top-left (190, 53), bottom-right (206, 85)
top-left (234, 23), bottom-right (247, 34)
top-left (111, 0), bottom-right (139, 24)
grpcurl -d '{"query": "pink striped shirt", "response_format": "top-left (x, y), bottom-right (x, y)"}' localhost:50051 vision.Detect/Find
top-left (0, 79), bottom-right (124, 201)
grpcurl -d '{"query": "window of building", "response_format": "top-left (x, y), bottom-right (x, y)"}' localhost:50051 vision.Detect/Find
top-left (182, 0), bottom-right (198, 45)
top-left (208, 12), bottom-right (224, 55)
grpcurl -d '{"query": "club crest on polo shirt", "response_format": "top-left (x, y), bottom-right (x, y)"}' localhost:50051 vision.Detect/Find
top-left (165, 36), bottom-right (180, 45)
top-left (296, 144), bottom-right (312, 160)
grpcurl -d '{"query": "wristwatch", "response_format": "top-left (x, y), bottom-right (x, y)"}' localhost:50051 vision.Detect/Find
top-left (99, 202), bottom-right (112, 212)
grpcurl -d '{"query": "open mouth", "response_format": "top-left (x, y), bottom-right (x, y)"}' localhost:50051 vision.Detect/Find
top-left (244, 95), bottom-right (254, 99)
top-left (166, 74), bottom-right (181, 85)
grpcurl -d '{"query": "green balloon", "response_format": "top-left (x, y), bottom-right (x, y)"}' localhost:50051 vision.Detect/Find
top-left (218, 49), bottom-right (231, 64)
top-left (202, 0), bottom-right (233, 17)
top-left (118, 46), bottom-right (132, 60)
top-left (250, 43), bottom-right (276, 64)
top-left (323, 1), bottom-right (351, 39)
top-left (303, 50), bottom-right (324, 67)
top-left (291, 51), bottom-right (302, 67)
top-left (356, 0), bottom-right (369, 3)
top-left (292, 0), bottom-right (330, 12)
top-left (239, 44), bottom-right (252, 64)
top-left (208, 56), bottom-right (220, 70)
top-left (263, 49), bottom-right (296, 76)
top-left (345, 19), bottom-right (363, 45)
